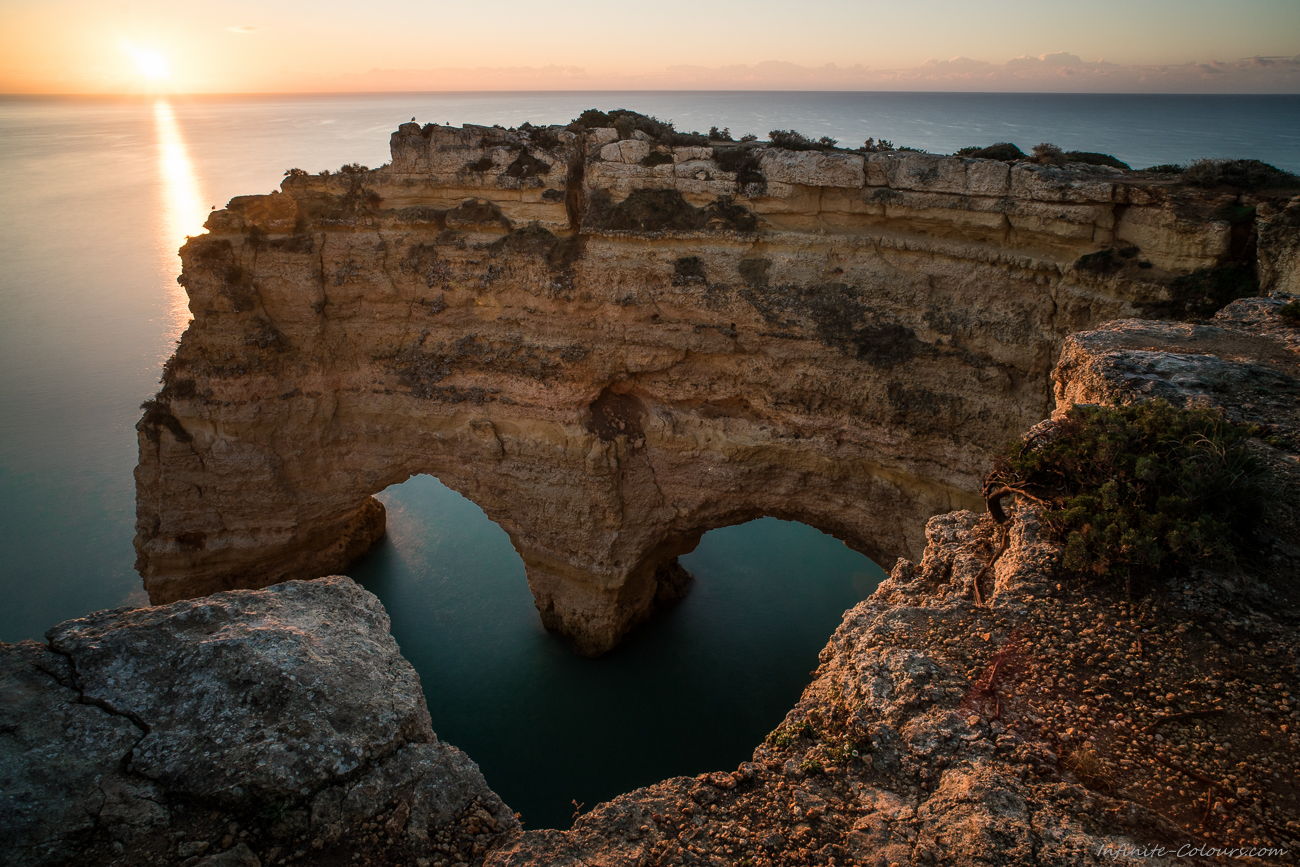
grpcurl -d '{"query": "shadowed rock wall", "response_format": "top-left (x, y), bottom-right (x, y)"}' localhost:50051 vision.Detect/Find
top-left (135, 120), bottom-right (1253, 654)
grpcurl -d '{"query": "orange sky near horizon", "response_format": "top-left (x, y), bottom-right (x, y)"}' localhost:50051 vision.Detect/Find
top-left (2, 0), bottom-right (1298, 93)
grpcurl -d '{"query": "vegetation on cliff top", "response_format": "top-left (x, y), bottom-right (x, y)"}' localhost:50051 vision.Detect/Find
top-left (570, 109), bottom-right (708, 146)
top-left (585, 189), bottom-right (757, 233)
top-left (1182, 158), bottom-right (1300, 192)
top-left (986, 401), bottom-right (1264, 596)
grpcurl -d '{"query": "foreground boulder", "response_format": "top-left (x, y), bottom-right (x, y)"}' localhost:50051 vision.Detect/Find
top-left (0, 577), bottom-right (516, 867)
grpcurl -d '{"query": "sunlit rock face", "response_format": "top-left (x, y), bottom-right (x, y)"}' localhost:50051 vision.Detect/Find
top-left (135, 121), bottom-right (1246, 655)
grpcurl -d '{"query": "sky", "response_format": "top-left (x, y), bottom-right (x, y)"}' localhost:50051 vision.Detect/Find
top-left (1, 0), bottom-right (1298, 93)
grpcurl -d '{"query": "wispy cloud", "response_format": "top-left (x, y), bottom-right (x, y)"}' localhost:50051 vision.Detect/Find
top-left (315, 53), bottom-right (1300, 93)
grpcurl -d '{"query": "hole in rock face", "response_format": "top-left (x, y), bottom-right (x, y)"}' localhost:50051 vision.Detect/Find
top-left (348, 474), bottom-right (886, 830)
top-left (586, 387), bottom-right (645, 441)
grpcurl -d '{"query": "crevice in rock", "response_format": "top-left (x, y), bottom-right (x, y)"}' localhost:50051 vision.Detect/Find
top-left (43, 643), bottom-right (152, 737)
top-left (565, 133), bottom-right (585, 233)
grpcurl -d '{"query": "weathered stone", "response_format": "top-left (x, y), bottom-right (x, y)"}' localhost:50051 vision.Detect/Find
top-left (0, 642), bottom-right (162, 865)
top-left (757, 149), bottom-right (865, 188)
top-left (0, 578), bottom-right (515, 867)
top-left (482, 300), bottom-right (1300, 866)
top-left (1258, 195), bottom-right (1300, 294)
top-left (194, 844), bottom-right (260, 867)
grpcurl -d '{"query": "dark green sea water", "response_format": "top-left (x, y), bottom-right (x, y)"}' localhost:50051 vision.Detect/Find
top-left (349, 477), bottom-right (880, 827)
top-left (2, 91), bottom-right (1295, 828)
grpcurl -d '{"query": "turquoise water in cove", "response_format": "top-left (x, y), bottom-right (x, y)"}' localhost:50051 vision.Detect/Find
top-left (1, 92), bottom-right (1296, 827)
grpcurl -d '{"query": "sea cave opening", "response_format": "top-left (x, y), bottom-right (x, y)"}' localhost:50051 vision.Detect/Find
top-left (346, 473), bottom-right (888, 830)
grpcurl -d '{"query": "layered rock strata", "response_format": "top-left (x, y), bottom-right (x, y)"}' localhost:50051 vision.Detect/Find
top-left (0, 577), bottom-right (517, 867)
top-left (136, 119), bottom-right (1276, 653)
top-left (485, 296), bottom-right (1300, 866)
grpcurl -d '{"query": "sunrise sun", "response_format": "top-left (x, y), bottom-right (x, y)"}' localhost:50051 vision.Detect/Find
top-left (126, 45), bottom-right (170, 80)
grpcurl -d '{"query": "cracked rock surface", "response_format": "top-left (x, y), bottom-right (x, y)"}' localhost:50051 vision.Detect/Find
top-left (0, 577), bottom-right (516, 867)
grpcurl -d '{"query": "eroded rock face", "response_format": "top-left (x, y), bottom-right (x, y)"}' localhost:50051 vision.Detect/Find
top-left (135, 119), bottom-right (1282, 654)
top-left (485, 297), bottom-right (1300, 866)
top-left (0, 577), bottom-right (516, 867)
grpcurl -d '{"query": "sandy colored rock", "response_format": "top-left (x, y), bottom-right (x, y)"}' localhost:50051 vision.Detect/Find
top-left (484, 301), bottom-right (1300, 866)
top-left (135, 119), bottom-right (1293, 655)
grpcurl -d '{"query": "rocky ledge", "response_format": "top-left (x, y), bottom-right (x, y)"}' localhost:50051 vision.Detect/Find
top-left (8, 294), bottom-right (1299, 867)
top-left (0, 577), bottom-right (517, 867)
top-left (483, 295), bottom-right (1300, 867)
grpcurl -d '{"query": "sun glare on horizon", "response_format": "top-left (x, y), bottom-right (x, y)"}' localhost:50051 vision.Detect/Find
top-left (125, 44), bottom-right (171, 81)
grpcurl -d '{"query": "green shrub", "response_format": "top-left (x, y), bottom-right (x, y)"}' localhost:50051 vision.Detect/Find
top-left (861, 137), bottom-right (897, 152)
top-left (709, 126), bottom-right (734, 141)
top-left (571, 108), bottom-right (707, 146)
top-left (1143, 164), bottom-right (1185, 174)
top-left (956, 143), bottom-right (1026, 162)
top-left (987, 401), bottom-right (1264, 595)
top-left (1183, 159), bottom-right (1300, 192)
top-left (505, 150), bottom-right (550, 179)
top-left (584, 189), bottom-right (756, 233)
top-left (1279, 301), bottom-right (1300, 326)
top-left (572, 109), bottom-right (612, 128)
top-left (1076, 248), bottom-right (1119, 274)
top-left (768, 129), bottom-right (839, 151)
top-left (1063, 151), bottom-right (1131, 170)
top-left (711, 146), bottom-right (765, 187)
top-left (768, 129), bottom-right (815, 150)
top-left (1076, 246), bottom-right (1142, 275)
top-left (799, 758), bottom-right (825, 775)
top-left (1032, 142), bottom-right (1064, 164)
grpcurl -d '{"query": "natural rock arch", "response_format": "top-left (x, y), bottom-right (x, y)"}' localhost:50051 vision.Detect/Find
top-left (136, 120), bottom-right (1240, 655)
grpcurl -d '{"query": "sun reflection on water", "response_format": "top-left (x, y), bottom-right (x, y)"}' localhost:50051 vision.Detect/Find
top-left (152, 99), bottom-right (206, 347)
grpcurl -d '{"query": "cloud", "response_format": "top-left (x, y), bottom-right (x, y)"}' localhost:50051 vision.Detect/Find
top-left (227, 25), bottom-right (257, 33)
top-left (1007, 52), bottom-right (1086, 68)
top-left (301, 52), bottom-right (1300, 93)
top-left (920, 57), bottom-right (993, 71)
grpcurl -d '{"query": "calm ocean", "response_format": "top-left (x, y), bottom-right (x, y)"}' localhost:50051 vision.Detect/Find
top-left (1, 91), bottom-right (1296, 827)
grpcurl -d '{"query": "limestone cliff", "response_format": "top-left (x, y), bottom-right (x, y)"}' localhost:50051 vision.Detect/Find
top-left (483, 296), bottom-right (1300, 866)
top-left (135, 118), bottom-right (1287, 654)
